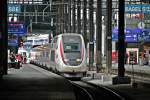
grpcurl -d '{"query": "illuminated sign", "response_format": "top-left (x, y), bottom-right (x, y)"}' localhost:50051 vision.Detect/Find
top-left (112, 28), bottom-right (150, 42)
top-left (125, 4), bottom-right (150, 14)
top-left (112, 33), bottom-right (138, 42)
top-left (8, 39), bottom-right (18, 46)
top-left (8, 22), bottom-right (27, 34)
top-left (112, 28), bottom-right (139, 42)
top-left (8, 4), bottom-right (21, 13)
top-left (138, 29), bottom-right (150, 42)
top-left (125, 34), bottom-right (137, 42)
top-left (8, 34), bottom-right (18, 46)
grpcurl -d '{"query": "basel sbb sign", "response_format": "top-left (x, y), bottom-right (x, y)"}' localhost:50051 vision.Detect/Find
top-left (125, 4), bottom-right (150, 14)
top-left (8, 4), bottom-right (21, 13)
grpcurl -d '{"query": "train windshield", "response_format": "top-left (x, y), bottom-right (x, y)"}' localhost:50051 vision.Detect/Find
top-left (62, 35), bottom-right (82, 66)
top-left (64, 43), bottom-right (80, 53)
top-left (62, 35), bottom-right (81, 53)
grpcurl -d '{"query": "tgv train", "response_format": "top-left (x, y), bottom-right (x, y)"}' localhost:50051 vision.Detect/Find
top-left (31, 33), bottom-right (87, 78)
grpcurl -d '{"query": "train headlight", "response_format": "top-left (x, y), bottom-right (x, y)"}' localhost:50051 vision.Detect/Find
top-left (64, 59), bottom-right (69, 62)
top-left (76, 58), bottom-right (82, 62)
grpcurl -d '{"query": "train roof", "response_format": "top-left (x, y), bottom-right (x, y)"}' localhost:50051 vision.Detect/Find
top-left (56, 33), bottom-right (83, 37)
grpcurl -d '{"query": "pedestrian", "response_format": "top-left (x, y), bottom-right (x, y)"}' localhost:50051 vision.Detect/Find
top-left (16, 54), bottom-right (22, 68)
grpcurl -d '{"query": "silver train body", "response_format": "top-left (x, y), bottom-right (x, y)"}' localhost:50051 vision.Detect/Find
top-left (31, 33), bottom-right (87, 78)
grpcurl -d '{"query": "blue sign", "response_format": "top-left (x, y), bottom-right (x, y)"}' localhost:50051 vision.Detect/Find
top-left (112, 27), bottom-right (133, 34)
top-left (125, 4), bottom-right (150, 14)
top-left (112, 27), bottom-right (139, 42)
top-left (138, 29), bottom-right (150, 42)
top-left (112, 28), bottom-right (150, 42)
top-left (8, 22), bottom-right (27, 34)
top-left (112, 33), bottom-right (138, 42)
top-left (8, 4), bottom-right (21, 13)
top-left (8, 39), bottom-right (18, 46)
top-left (125, 34), bottom-right (137, 42)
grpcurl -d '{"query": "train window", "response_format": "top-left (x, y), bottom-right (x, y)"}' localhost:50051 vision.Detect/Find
top-left (50, 43), bottom-right (53, 48)
top-left (64, 43), bottom-right (80, 53)
top-left (51, 51), bottom-right (55, 61)
top-left (46, 52), bottom-right (49, 57)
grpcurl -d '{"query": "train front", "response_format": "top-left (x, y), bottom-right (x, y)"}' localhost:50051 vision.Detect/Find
top-left (58, 34), bottom-right (87, 78)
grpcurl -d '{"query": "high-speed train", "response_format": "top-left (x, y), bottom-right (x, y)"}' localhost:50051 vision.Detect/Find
top-left (31, 33), bottom-right (87, 78)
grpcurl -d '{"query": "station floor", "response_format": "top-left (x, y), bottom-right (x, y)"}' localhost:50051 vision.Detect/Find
top-left (2, 63), bottom-right (150, 100)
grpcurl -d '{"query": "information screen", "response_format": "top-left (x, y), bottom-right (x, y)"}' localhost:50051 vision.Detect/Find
top-left (8, 22), bottom-right (27, 34)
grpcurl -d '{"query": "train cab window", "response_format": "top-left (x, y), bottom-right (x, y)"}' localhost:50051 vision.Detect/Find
top-left (64, 43), bottom-right (80, 53)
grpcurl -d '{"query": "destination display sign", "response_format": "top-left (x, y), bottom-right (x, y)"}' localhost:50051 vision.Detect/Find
top-left (125, 4), bottom-right (150, 14)
top-left (112, 28), bottom-right (150, 42)
top-left (8, 22), bottom-right (26, 34)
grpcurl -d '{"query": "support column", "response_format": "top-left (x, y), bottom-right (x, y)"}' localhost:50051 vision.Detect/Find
top-left (72, 0), bottom-right (76, 33)
top-left (0, 0), bottom-right (8, 76)
top-left (106, 0), bottom-right (112, 73)
top-left (64, 3), bottom-right (68, 33)
top-left (89, 0), bottom-right (94, 71)
top-left (77, 0), bottom-right (81, 34)
top-left (57, 7), bottom-right (61, 34)
top-left (83, 0), bottom-right (87, 48)
top-left (68, 0), bottom-right (71, 33)
top-left (96, 0), bottom-right (102, 73)
top-left (118, 0), bottom-right (125, 77)
top-left (61, 0), bottom-right (64, 33)
top-left (112, 0), bottom-right (131, 85)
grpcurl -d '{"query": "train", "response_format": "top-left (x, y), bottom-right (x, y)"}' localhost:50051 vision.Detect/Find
top-left (31, 33), bottom-right (87, 78)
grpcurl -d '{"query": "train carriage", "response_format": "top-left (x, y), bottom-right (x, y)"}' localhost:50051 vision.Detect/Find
top-left (32, 33), bottom-right (87, 78)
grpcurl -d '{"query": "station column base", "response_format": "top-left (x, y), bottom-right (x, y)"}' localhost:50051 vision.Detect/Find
top-left (112, 76), bottom-right (131, 85)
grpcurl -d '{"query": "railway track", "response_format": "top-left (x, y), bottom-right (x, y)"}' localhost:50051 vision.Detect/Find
top-left (69, 80), bottom-right (130, 100)
top-left (31, 63), bottom-right (135, 100)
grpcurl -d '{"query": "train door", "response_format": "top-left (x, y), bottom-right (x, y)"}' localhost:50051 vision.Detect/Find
top-left (127, 48), bottom-right (139, 64)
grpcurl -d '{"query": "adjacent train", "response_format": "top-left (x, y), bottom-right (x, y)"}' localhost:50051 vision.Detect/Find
top-left (31, 33), bottom-right (87, 78)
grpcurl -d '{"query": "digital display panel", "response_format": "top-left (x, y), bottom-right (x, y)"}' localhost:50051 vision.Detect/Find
top-left (125, 34), bottom-right (137, 42)
top-left (8, 22), bottom-right (27, 34)
top-left (138, 29), bottom-right (150, 42)
top-left (112, 33), bottom-right (138, 42)
top-left (112, 28), bottom-right (150, 42)
top-left (8, 34), bottom-right (18, 46)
